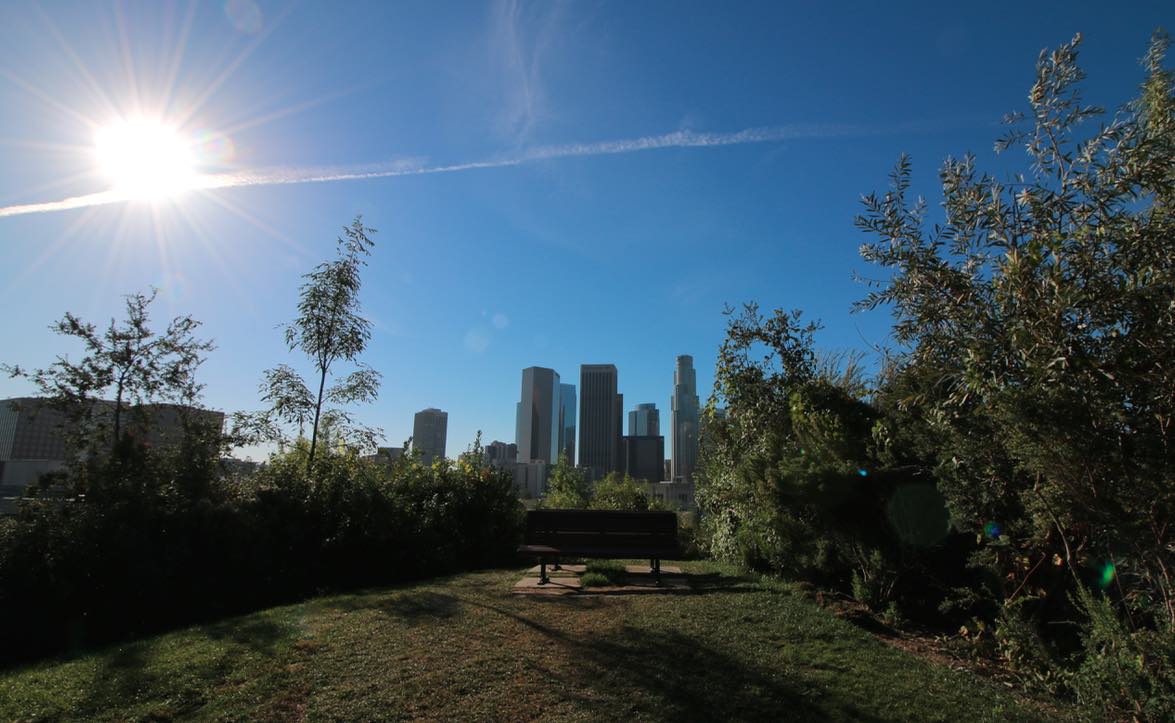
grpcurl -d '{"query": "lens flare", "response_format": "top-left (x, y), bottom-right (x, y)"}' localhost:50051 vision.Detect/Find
top-left (192, 129), bottom-right (236, 165)
top-left (857, 468), bottom-right (868, 477)
top-left (1100, 561), bottom-right (1116, 588)
top-left (983, 521), bottom-right (1002, 539)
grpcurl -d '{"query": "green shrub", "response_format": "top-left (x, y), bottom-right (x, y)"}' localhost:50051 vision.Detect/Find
top-left (0, 437), bottom-right (524, 665)
top-left (1072, 587), bottom-right (1175, 721)
top-left (588, 473), bottom-right (651, 511)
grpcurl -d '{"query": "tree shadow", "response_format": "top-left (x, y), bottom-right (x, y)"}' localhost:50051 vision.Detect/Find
top-left (578, 626), bottom-right (872, 721)
top-left (68, 616), bottom-right (293, 718)
top-left (202, 617), bottom-right (290, 655)
top-left (324, 589), bottom-right (463, 622)
top-left (462, 597), bottom-right (873, 721)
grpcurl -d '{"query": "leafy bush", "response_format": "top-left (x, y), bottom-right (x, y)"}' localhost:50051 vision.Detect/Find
top-left (699, 30), bottom-right (1175, 715)
top-left (1072, 586), bottom-right (1175, 720)
top-left (0, 436), bottom-right (523, 666)
top-left (588, 473), bottom-right (652, 511)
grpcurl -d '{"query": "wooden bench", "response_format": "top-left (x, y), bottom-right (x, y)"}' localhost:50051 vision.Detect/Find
top-left (517, 509), bottom-right (679, 585)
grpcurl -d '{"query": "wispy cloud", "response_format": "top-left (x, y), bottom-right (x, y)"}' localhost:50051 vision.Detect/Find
top-left (488, 0), bottom-right (562, 143)
top-left (0, 122), bottom-right (870, 218)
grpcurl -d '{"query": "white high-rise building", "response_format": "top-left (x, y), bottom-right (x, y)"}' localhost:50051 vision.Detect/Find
top-left (671, 355), bottom-right (700, 483)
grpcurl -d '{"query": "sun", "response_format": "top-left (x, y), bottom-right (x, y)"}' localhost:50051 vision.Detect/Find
top-left (94, 118), bottom-right (198, 200)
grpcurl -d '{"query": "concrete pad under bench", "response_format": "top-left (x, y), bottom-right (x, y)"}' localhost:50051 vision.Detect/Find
top-left (624, 564), bottom-right (683, 576)
top-left (526, 564), bottom-right (586, 575)
top-left (512, 577), bottom-right (583, 595)
top-left (582, 577), bottom-right (691, 594)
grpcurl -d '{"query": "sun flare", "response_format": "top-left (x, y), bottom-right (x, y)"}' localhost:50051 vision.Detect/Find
top-left (94, 118), bottom-right (198, 200)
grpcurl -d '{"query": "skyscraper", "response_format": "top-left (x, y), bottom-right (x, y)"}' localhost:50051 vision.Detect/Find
top-left (628, 402), bottom-right (660, 437)
top-left (558, 383), bottom-right (576, 465)
top-left (621, 434), bottom-right (665, 484)
top-left (515, 367), bottom-right (561, 464)
top-left (578, 364), bottom-right (621, 479)
top-left (412, 408), bottom-right (448, 463)
top-left (671, 355), bottom-right (700, 483)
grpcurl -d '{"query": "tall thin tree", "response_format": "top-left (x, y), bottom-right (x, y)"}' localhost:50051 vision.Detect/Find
top-left (258, 216), bottom-right (382, 467)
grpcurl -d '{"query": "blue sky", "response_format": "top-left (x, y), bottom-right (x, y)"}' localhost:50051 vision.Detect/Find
top-left (0, 1), bottom-right (1169, 460)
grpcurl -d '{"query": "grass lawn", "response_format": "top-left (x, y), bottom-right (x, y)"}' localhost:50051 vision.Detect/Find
top-left (0, 561), bottom-right (1067, 721)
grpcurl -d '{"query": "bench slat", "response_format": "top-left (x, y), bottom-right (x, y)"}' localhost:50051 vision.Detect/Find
top-left (521, 509), bottom-right (680, 560)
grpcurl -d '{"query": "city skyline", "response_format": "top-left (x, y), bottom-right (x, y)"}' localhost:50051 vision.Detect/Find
top-left (351, 354), bottom-right (693, 468)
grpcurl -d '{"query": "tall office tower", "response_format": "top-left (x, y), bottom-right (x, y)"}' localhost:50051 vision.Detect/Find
top-left (412, 408), bottom-right (448, 463)
top-left (515, 367), bottom-right (561, 464)
top-left (628, 403), bottom-right (660, 437)
top-left (671, 355), bottom-right (700, 483)
top-left (621, 434), bottom-right (665, 484)
top-left (558, 383), bottom-right (576, 465)
top-left (615, 392), bottom-right (624, 474)
top-left (578, 364), bottom-right (621, 479)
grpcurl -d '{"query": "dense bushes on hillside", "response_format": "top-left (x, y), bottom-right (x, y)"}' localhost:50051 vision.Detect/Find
top-left (698, 32), bottom-right (1175, 719)
top-left (0, 437), bottom-right (522, 666)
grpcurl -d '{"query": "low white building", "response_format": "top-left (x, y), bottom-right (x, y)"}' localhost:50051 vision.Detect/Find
top-left (0, 397), bottom-right (224, 490)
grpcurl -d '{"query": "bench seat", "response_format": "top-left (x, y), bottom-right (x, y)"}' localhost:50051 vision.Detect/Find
top-left (518, 509), bottom-right (679, 584)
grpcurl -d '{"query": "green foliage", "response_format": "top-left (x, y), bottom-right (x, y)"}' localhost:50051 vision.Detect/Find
top-left (0, 431), bottom-right (523, 666)
top-left (1072, 586), bottom-right (1175, 720)
top-left (851, 30), bottom-right (1175, 712)
top-left (542, 452), bottom-right (590, 508)
top-left (699, 34), bottom-right (1175, 711)
top-left (3, 288), bottom-right (215, 463)
top-left (697, 303), bottom-right (933, 611)
top-left (240, 216), bottom-right (383, 464)
top-left (588, 472), bottom-right (651, 511)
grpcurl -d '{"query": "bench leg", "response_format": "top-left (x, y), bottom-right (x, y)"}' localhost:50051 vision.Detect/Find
top-left (552, 558), bottom-right (562, 571)
top-left (539, 559), bottom-right (549, 585)
top-left (652, 558), bottom-right (661, 586)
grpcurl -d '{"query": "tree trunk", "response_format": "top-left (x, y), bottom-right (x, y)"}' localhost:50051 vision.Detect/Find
top-left (112, 381), bottom-right (124, 454)
top-left (308, 364), bottom-right (328, 469)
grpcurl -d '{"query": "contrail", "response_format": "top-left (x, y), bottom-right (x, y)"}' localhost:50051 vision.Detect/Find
top-left (0, 123), bottom-right (862, 218)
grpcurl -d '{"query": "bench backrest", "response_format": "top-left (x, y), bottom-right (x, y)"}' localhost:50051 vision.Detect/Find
top-left (524, 509), bottom-right (677, 552)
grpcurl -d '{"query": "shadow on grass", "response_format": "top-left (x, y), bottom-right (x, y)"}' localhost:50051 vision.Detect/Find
top-left (203, 617), bottom-right (290, 654)
top-left (325, 589), bottom-right (464, 622)
top-left (464, 597), bottom-right (866, 720)
top-left (68, 616), bottom-right (293, 718)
